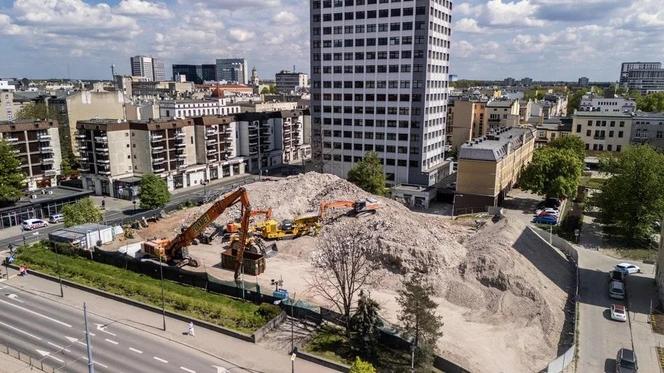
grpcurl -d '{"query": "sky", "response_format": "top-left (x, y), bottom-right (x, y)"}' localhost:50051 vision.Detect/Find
top-left (1, 0), bottom-right (663, 82)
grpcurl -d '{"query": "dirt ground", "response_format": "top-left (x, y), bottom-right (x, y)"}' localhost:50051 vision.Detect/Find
top-left (121, 173), bottom-right (571, 373)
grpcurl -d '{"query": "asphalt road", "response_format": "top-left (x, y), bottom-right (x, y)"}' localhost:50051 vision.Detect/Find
top-left (0, 280), bottom-right (243, 373)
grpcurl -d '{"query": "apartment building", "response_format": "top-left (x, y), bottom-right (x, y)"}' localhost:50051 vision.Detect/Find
top-left (0, 80), bottom-right (16, 121)
top-left (486, 99), bottom-right (520, 128)
top-left (630, 112), bottom-right (664, 148)
top-left (620, 62), bottom-right (664, 93)
top-left (192, 115), bottom-right (244, 180)
top-left (578, 94), bottom-right (636, 113)
top-left (275, 70), bottom-right (309, 93)
top-left (235, 110), bottom-right (311, 172)
top-left (66, 90), bottom-right (127, 154)
top-left (159, 99), bottom-right (240, 119)
top-left (0, 119), bottom-right (62, 190)
top-left (534, 118), bottom-right (572, 148)
top-left (572, 111), bottom-right (631, 152)
top-left (454, 127), bottom-right (535, 215)
top-left (310, 0), bottom-right (452, 187)
top-left (448, 99), bottom-right (487, 149)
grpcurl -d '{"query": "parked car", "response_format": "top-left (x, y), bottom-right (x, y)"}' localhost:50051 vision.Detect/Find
top-left (615, 263), bottom-right (640, 275)
top-left (21, 219), bottom-right (48, 231)
top-left (48, 214), bottom-right (64, 224)
top-left (533, 216), bottom-right (558, 225)
top-left (609, 280), bottom-right (626, 300)
top-left (610, 304), bottom-right (627, 322)
top-left (545, 197), bottom-right (561, 208)
top-left (616, 348), bottom-right (638, 372)
top-left (536, 208), bottom-right (560, 217)
top-left (609, 270), bottom-right (626, 283)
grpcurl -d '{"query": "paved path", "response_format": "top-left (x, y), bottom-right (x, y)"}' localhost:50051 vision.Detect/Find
top-left (0, 267), bottom-right (333, 373)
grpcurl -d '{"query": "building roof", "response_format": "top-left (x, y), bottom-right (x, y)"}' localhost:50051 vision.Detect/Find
top-left (459, 127), bottom-right (534, 162)
top-left (487, 99), bottom-right (516, 108)
top-left (573, 111), bottom-right (633, 118)
top-left (0, 119), bottom-right (59, 132)
top-left (0, 186), bottom-right (93, 214)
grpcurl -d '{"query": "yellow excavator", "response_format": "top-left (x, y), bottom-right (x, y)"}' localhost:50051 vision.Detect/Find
top-left (142, 187), bottom-right (256, 280)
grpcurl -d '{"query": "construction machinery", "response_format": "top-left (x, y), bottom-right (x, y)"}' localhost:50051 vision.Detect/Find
top-left (319, 198), bottom-right (381, 219)
top-left (253, 214), bottom-right (321, 240)
top-left (143, 187), bottom-right (257, 280)
top-left (225, 208), bottom-right (272, 235)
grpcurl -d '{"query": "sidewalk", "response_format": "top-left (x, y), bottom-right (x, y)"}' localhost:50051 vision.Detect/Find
top-left (1, 267), bottom-right (334, 373)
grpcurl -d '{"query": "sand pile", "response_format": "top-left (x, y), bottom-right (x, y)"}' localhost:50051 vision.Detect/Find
top-left (138, 172), bottom-right (571, 372)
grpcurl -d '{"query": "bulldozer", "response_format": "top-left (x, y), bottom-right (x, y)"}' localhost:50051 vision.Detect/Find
top-left (319, 198), bottom-right (381, 219)
top-left (142, 187), bottom-right (258, 280)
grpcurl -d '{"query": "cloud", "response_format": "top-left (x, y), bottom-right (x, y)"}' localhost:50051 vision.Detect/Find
top-left (116, 0), bottom-right (172, 18)
top-left (228, 28), bottom-right (256, 42)
top-left (273, 10), bottom-right (297, 24)
top-left (485, 0), bottom-right (545, 27)
top-left (455, 18), bottom-right (484, 33)
top-left (0, 13), bottom-right (23, 35)
top-left (187, 0), bottom-right (281, 9)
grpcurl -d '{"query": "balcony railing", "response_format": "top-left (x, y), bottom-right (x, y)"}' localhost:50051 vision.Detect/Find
top-left (96, 147), bottom-right (109, 153)
top-left (175, 132), bottom-right (185, 138)
top-left (152, 158), bottom-right (166, 164)
top-left (5, 137), bottom-right (19, 142)
top-left (38, 134), bottom-right (51, 141)
top-left (40, 146), bottom-right (54, 153)
top-left (44, 170), bottom-right (57, 176)
top-left (206, 129), bottom-right (217, 136)
top-left (152, 147), bottom-right (165, 153)
top-left (75, 134), bottom-right (86, 139)
top-left (151, 135), bottom-right (164, 141)
top-left (96, 159), bottom-right (111, 164)
top-left (175, 143), bottom-right (186, 148)
top-left (94, 136), bottom-right (108, 143)
top-left (153, 167), bottom-right (166, 173)
top-left (42, 158), bottom-right (55, 164)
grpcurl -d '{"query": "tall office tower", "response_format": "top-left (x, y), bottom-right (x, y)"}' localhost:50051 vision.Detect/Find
top-left (130, 56), bottom-right (166, 81)
top-left (310, 0), bottom-right (453, 186)
top-left (215, 58), bottom-right (249, 84)
top-left (620, 62), bottom-right (664, 94)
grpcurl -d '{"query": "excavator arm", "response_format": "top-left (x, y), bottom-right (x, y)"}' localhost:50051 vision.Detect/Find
top-left (319, 200), bottom-right (355, 219)
top-left (166, 187), bottom-right (252, 278)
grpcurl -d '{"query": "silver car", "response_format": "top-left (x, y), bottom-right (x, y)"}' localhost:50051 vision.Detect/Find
top-left (609, 281), bottom-right (625, 300)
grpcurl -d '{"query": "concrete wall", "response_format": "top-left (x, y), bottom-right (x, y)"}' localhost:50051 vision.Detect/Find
top-left (108, 129), bottom-right (133, 177)
top-left (66, 91), bottom-right (126, 154)
top-left (131, 129), bottom-right (150, 175)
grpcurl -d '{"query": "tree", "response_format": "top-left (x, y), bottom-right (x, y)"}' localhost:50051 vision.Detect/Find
top-left (62, 198), bottom-right (103, 227)
top-left (397, 274), bottom-right (443, 369)
top-left (0, 139), bottom-right (25, 206)
top-left (15, 102), bottom-right (54, 121)
top-left (349, 357), bottom-right (376, 373)
top-left (310, 225), bottom-right (379, 334)
top-left (592, 145), bottom-right (664, 241)
top-left (347, 152), bottom-right (386, 196)
top-left (350, 290), bottom-right (383, 357)
top-left (519, 147), bottom-right (583, 198)
top-left (567, 89), bottom-right (586, 114)
top-left (139, 174), bottom-right (170, 209)
top-left (635, 92), bottom-right (664, 112)
top-left (549, 136), bottom-right (586, 161)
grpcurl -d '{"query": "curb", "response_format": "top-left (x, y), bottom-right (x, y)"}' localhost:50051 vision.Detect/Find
top-left (295, 350), bottom-right (349, 372)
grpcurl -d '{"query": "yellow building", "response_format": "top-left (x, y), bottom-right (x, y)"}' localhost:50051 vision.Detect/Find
top-left (454, 127), bottom-right (535, 215)
top-left (571, 111), bottom-right (632, 152)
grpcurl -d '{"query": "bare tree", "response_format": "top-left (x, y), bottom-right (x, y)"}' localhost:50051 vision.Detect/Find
top-left (310, 228), bottom-right (379, 333)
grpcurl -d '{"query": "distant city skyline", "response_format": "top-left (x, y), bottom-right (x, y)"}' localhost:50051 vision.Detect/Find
top-left (1, 0), bottom-right (663, 81)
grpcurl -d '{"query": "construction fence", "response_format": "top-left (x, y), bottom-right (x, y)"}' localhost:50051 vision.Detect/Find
top-left (0, 342), bottom-right (56, 373)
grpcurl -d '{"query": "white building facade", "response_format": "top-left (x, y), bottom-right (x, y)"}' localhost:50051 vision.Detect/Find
top-left (159, 99), bottom-right (241, 119)
top-left (310, 0), bottom-right (452, 186)
top-left (579, 94), bottom-right (636, 113)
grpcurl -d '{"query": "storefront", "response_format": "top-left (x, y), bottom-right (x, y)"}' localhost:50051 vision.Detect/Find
top-left (0, 186), bottom-right (93, 229)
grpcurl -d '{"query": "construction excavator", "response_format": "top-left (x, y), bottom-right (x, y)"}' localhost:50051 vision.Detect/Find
top-left (142, 187), bottom-right (254, 280)
top-left (319, 198), bottom-right (381, 219)
top-left (225, 208), bottom-right (272, 235)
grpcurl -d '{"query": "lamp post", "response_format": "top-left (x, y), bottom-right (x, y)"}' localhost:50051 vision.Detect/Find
top-left (158, 254), bottom-right (166, 331)
top-left (83, 302), bottom-right (95, 373)
top-left (54, 244), bottom-right (63, 297)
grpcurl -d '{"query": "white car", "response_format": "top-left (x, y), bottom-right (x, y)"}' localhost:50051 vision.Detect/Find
top-left (21, 218), bottom-right (48, 231)
top-left (610, 304), bottom-right (627, 322)
top-left (615, 263), bottom-right (640, 274)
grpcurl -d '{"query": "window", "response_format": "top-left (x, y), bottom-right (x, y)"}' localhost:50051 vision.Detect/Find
top-left (586, 130), bottom-right (591, 136)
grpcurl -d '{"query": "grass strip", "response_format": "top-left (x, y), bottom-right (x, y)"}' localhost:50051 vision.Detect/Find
top-left (16, 244), bottom-right (279, 334)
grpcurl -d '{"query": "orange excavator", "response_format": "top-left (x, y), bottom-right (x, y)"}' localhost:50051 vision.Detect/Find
top-left (225, 208), bottom-right (272, 234)
top-left (143, 187), bottom-right (253, 280)
top-left (319, 198), bottom-right (381, 219)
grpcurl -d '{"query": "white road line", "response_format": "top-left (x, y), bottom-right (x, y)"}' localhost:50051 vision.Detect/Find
top-left (129, 347), bottom-right (143, 354)
top-left (105, 338), bottom-right (119, 345)
top-left (65, 336), bottom-right (87, 347)
top-left (80, 356), bottom-right (109, 369)
top-left (153, 356), bottom-right (168, 363)
top-left (37, 349), bottom-right (64, 363)
top-left (180, 367), bottom-right (196, 373)
top-left (96, 324), bottom-right (116, 336)
top-left (47, 341), bottom-right (71, 352)
top-left (0, 298), bottom-right (72, 328)
top-left (0, 320), bottom-right (42, 340)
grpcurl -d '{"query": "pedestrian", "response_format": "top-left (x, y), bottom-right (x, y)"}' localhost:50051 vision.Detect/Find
top-left (188, 321), bottom-right (195, 336)
top-left (101, 199), bottom-right (106, 210)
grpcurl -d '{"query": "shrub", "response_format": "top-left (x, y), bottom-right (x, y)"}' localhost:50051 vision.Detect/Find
top-left (257, 303), bottom-right (282, 320)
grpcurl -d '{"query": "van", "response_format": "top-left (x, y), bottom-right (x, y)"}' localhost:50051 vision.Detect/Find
top-left (609, 280), bottom-right (626, 300)
top-left (48, 214), bottom-right (64, 224)
top-left (21, 219), bottom-right (48, 231)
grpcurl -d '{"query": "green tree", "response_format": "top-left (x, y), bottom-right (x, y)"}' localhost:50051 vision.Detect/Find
top-left (350, 290), bottom-right (383, 358)
top-left (567, 89), bottom-right (586, 114)
top-left (635, 92), bottom-right (664, 112)
top-left (549, 136), bottom-right (586, 161)
top-left (519, 147), bottom-right (583, 198)
top-left (0, 139), bottom-right (25, 206)
top-left (347, 152), bottom-right (386, 196)
top-left (592, 145), bottom-right (664, 241)
top-left (397, 274), bottom-right (443, 369)
top-left (15, 102), bottom-right (55, 121)
top-left (62, 198), bottom-right (103, 227)
top-left (349, 357), bottom-right (376, 373)
top-left (139, 174), bottom-right (171, 209)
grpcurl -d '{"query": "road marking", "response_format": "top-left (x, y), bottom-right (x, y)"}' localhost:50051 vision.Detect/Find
top-left (36, 349), bottom-right (65, 363)
top-left (180, 367), bottom-right (196, 373)
top-left (6, 293), bottom-right (23, 303)
top-left (213, 366), bottom-right (230, 373)
top-left (47, 341), bottom-right (71, 352)
top-left (0, 320), bottom-right (42, 340)
top-left (95, 323), bottom-right (116, 336)
top-left (129, 347), bottom-right (143, 354)
top-left (65, 336), bottom-right (87, 347)
top-left (153, 356), bottom-right (168, 363)
top-left (104, 338), bottom-right (119, 345)
top-left (0, 298), bottom-right (72, 328)
top-left (80, 355), bottom-right (109, 369)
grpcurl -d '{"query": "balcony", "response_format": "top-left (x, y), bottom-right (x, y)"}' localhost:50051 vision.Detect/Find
top-left (78, 144), bottom-right (88, 150)
top-left (96, 147), bottom-right (109, 154)
top-left (206, 138), bottom-right (217, 145)
top-left (94, 136), bottom-right (108, 143)
top-left (206, 128), bottom-right (217, 135)
top-left (152, 157), bottom-right (166, 164)
top-left (44, 170), bottom-right (57, 176)
top-left (42, 157), bottom-right (55, 164)
top-left (5, 136), bottom-right (19, 142)
top-left (176, 154), bottom-right (186, 159)
top-left (40, 146), bottom-right (54, 153)
top-left (175, 131), bottom-right (185, 138)
top-left (99, 170), bottom-right (112, 176)
top-left (175, 143), bottom-right (186, 148)
top-left (206, 149), bottom-right (217, 155)
top-left (38, 134), bottom-right (51, 141)
top-left (153, 167), bottom-right (166, 173)
top-left (152, 146), bottom-right (165, 154)
top-left (96, 159), bottom-right (111, 164)
top-left (151, 134), bottom-right (164, 142)
top-left (75, 134), bottom-right (87, 139)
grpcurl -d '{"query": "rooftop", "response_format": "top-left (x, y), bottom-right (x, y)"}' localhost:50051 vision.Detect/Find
top-left (573, 111), bottom-right (633, 118)
top-left (459, 127), bottom-right (534, 162)
top-left (0, 186), bottom-right (93, 214)
top-left (487, 99), bottom-right (516, 108)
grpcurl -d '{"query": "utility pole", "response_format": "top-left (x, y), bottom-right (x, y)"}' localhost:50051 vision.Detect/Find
top-left (291, 293), bottom-right (296, 373)
top-left (158, 254), bottom-right (166, 331)
top-left (55, 244), bottom-right (63, 297)
top-left (83, 302), bottom-right (95, 373)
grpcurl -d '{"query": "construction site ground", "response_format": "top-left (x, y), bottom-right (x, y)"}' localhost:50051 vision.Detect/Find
top-left (103, 173), bottom-right (573, 373)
